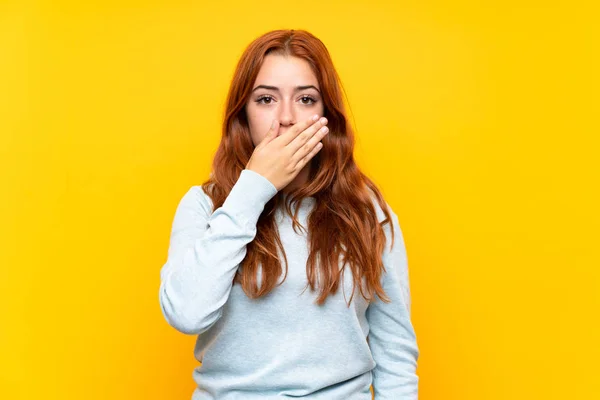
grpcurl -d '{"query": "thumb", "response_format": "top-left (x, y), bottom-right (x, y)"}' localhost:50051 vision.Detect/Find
top-left (262, 119), bottom-right (279, 144)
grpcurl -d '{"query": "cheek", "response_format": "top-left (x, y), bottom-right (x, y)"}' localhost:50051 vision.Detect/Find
top-left (247, 110), bottom-right (272, 145)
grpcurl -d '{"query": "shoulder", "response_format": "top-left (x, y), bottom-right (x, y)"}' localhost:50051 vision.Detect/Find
top-left (368, 190), bottom-right (398, 225)
top-left (175, 185), bottom-right (214, 217)
top-left (368, 191), bottom-right (405, 253)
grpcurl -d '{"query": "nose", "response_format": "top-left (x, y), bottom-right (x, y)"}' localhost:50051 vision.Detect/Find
top-left (277, 98), bottom-right (296, 127)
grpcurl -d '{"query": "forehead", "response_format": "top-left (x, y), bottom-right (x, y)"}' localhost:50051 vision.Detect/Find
top-left (254, 54), bottom-right (319, 88)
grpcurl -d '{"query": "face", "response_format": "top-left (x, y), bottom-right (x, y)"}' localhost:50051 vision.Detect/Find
top-left (245, 54), bottom-right (324, 147)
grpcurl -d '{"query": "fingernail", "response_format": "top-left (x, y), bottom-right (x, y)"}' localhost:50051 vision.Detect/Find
top-left (312, 114), bottom-right (319, 121)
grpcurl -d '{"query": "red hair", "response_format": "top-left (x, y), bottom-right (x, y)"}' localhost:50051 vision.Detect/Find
top-left (201, 29), bottom-right (396, 306)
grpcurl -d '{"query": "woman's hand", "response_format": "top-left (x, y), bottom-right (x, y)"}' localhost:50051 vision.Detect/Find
top-left (246, 114), bottom-right (329, 191)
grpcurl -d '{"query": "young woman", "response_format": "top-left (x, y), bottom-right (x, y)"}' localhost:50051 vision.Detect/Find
top-left (159, 29), bottom-right (419, 399)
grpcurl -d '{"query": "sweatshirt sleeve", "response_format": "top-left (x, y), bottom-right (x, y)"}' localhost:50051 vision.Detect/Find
top-left (158, 169), bottom-right (278, 335)
top-left (366, 208), bottom-right (420, 399)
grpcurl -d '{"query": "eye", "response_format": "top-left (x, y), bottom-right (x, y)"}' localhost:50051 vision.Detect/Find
top-left (256, 95), bottom-right (274, 105)
top-left (300, 96), bottom-right (317, 105)
top-left (254, 95), bottom-right (319, 106)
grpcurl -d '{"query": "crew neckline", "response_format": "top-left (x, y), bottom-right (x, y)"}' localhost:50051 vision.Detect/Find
top-left (280, 193), bottom-right (316, 211)
top-left (282, 191), bottom-right (315, 198)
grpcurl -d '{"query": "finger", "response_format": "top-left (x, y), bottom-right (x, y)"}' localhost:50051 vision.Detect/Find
top-left (295, 141), bottom-right (324, 170)
top-left (287, 116), bottom-right (327, 155)
top-left (289, 121), bottom-right (328, 163)
top-left (278, 114), bottom-right (322, 146)
top-left (258, 119), bottom-right (279, 148)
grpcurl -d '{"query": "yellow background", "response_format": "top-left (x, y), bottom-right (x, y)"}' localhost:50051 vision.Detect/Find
top-left (1, 1), bottom-right (598, 399)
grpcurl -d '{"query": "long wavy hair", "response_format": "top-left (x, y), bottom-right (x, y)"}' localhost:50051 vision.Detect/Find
top-left (201, 29), bottom-right (396, 306)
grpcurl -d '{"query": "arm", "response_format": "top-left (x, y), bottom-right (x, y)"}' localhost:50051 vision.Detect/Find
top-left (158, 169), bottom-right (278, 335)
top-left (366, 209), bottom-right (420, 399)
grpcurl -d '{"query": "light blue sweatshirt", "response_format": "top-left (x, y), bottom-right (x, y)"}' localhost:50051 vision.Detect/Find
top-left (159, 169), bottom-right (419, 399)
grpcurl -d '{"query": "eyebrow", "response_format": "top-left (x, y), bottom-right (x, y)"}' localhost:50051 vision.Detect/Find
top-left (251, 85), bottom-right (320, 94)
